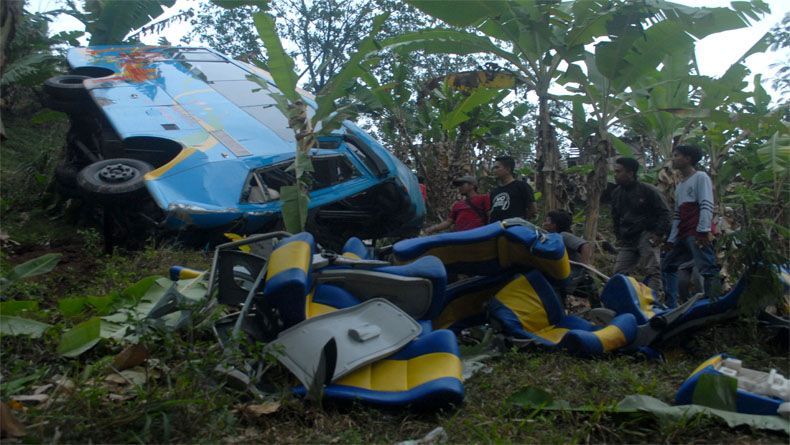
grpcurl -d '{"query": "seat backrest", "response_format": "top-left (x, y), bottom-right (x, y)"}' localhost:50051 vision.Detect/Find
top-left (489, 269), bottom-right (566, 334)
top-left (393, 223), bottom-right (503, 275)
top-left (341, 237), bottom-right (372, 260)
top-left (263, 232), bottom-right (316, 328)
top-left (215, 250), bottom-right (267, 306)
top-left (392, 222), bottom-right (570, 281)
top-left (315, 256), bottom-right (447, 320)
top-left (500, 225), bottom-right (569, 282)
top-left (372, 256), bottom-right (447, 320)
top-left (600, 274), bottom-right (660, 325)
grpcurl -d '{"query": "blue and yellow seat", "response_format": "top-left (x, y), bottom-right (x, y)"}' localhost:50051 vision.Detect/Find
top-left (293, 329), bottom-right (464, 409)
top-left (392, 222), bottom-right (570, 282)
top-left (488, 270), bottom-right (637, 356)
top-left (263, 232), bottom-right (317, 328)
top-left (262, 232), bottom-right (464, 408)
top-left (599, 274), bottom-right (665, 325)
top-left (599, 273), bottom-right (748, 345)
top-left (433, 274), bottom-right (510, 332)
top-left (340, 237), bottom-right (373, 260)
top-left (676, 354), bottom-right (788, 416)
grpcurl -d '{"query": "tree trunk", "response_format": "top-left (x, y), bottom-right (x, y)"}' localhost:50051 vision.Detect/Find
top-left (418, 138), bottom-right (473, 224)
top-left (284, 100), bottom-right (315, 232)
top-left (535, 95), bottom-right (560, 213)
top-left (583, 139), bottom-right (611, 246)
top-left (0, 0), bottom-right (23, 140)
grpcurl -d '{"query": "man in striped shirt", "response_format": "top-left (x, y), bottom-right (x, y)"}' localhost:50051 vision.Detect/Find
top-left (661, 145), bottom-right (721, 307)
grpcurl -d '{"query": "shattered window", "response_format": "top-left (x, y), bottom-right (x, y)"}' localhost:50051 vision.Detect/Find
top-left (243, 154), bottom-right (360, 203)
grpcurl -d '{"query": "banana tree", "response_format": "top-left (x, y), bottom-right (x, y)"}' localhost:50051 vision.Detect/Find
top-left (397, 0), bottom-right (619, 213)
top-left (64, 0), bottom-right (175, 44)
top-left (555, 1), bottom-right (769, 242)
top-left (655, 32), bottom-right (780, 216)
top-left (391, 0), bottom-right (769, 237)
top-left (353, 58), bottom-right (531, 221)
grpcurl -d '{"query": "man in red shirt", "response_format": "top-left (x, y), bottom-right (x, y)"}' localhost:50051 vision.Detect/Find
top-left (424, 176), bottom-right (490, 234)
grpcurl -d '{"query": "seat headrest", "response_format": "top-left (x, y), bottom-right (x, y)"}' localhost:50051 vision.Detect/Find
top-left (263, 232), bottom-right (315, 326)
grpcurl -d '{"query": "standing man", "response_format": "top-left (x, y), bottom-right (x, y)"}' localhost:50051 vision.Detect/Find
top-left (611, 157), bottom-right (671, 292)
top-left (424, 176), bottom-right (490, 234)
top-left (489, 155), bottom-right (537, 222)
top-left (662, 145), bottom-right (720, 307)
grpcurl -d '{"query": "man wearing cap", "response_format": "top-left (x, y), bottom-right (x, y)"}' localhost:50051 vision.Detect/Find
top-left (423, 175), bottom-right (491, 235)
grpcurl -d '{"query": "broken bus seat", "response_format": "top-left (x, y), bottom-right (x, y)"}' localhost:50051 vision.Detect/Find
top-left (315, 255), bottom-right (448, 321)
top-left (340, 236), bottom-right (373, 260)
top-left (262, 233), bottom-right (464, 408)
top-left (292, 328), bottom-right (464, 409)
top-left (675, 354), bottom-right (789, 417)
top-left (433, 274), bottom-right (511, 332)
top-left (488, 270), bottom-right (638, 357)
top-left (598, 273), bottom-right (748, 346)
top-left (392, 220), bottom-right (570, 283)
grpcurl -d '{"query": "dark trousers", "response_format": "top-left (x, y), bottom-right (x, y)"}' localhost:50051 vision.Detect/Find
top-left (614, 232), bottom-right (662, 292)
top-left (661, 235), bottom-right (720, 307)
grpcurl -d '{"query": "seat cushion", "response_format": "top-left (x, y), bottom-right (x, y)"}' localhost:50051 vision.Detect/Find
top-left (488, 270), bottom-right (566, 344)
top-left (294, 329), bottom-right (464, 409)
top-left (489, 270), bottom-right (638, 356)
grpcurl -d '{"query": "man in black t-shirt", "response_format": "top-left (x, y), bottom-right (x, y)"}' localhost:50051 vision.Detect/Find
top-left (489, 155), bottom-right (537, 222)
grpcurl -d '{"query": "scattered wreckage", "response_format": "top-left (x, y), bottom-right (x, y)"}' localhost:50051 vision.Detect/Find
top-left (44, 46), bottom-right (424, 247)
top-left (156, 219), bottom-right (788, 413)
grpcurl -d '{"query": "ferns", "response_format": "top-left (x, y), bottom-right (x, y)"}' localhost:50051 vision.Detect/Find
top-left (0, 53), bottom-right (52, 86)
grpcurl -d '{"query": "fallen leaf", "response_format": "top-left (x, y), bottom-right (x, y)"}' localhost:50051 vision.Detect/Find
top-left (236, 402), bottom-right (281, 418)
top-left (104, 374), bottom-right (128, 386)
top-left (32, 384), bottom-right (53, 395)
top-left (112, 344), bottom-right (149, 371)
top-left (53, 376), bottom-right (75, 394)
top-left (105, 366), bottom-right (156, 387)
top-left (107, 393), bottom-right (135, 402)
top-left (0, 401), bottom-right (26, 438)
top-left (10, 394), bottom-right (48, 404)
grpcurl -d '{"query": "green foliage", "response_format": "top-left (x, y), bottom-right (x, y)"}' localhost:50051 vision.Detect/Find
top-left (65, 0), bottom-right (176, 45)
top-left (0, 253), bottom-right (62, 294)
top-left (719, 225), bottom-right (787, 314)
top-left (1, 9), bottom-right (82, 88)
top-left (756, 131), bottom-right (790, 175)
top-left (252, 12), bottom-right (299, 102)
top-left (692, 374), bottom-right (737, 412)
top-left (184, 3), bottom-right (263, 61)
top-left (56, 275), bottom-right (209, 357)
top-left (0, 315), bottom-right (52, 338)
top-left (278, 184), bottom-right (309, 234)
top-left (57, 316), bottom-right (104, 356)
top-left (439, 87), bottom-right (501, 132)
top-left (0, 300), bottom-right (39, 316)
